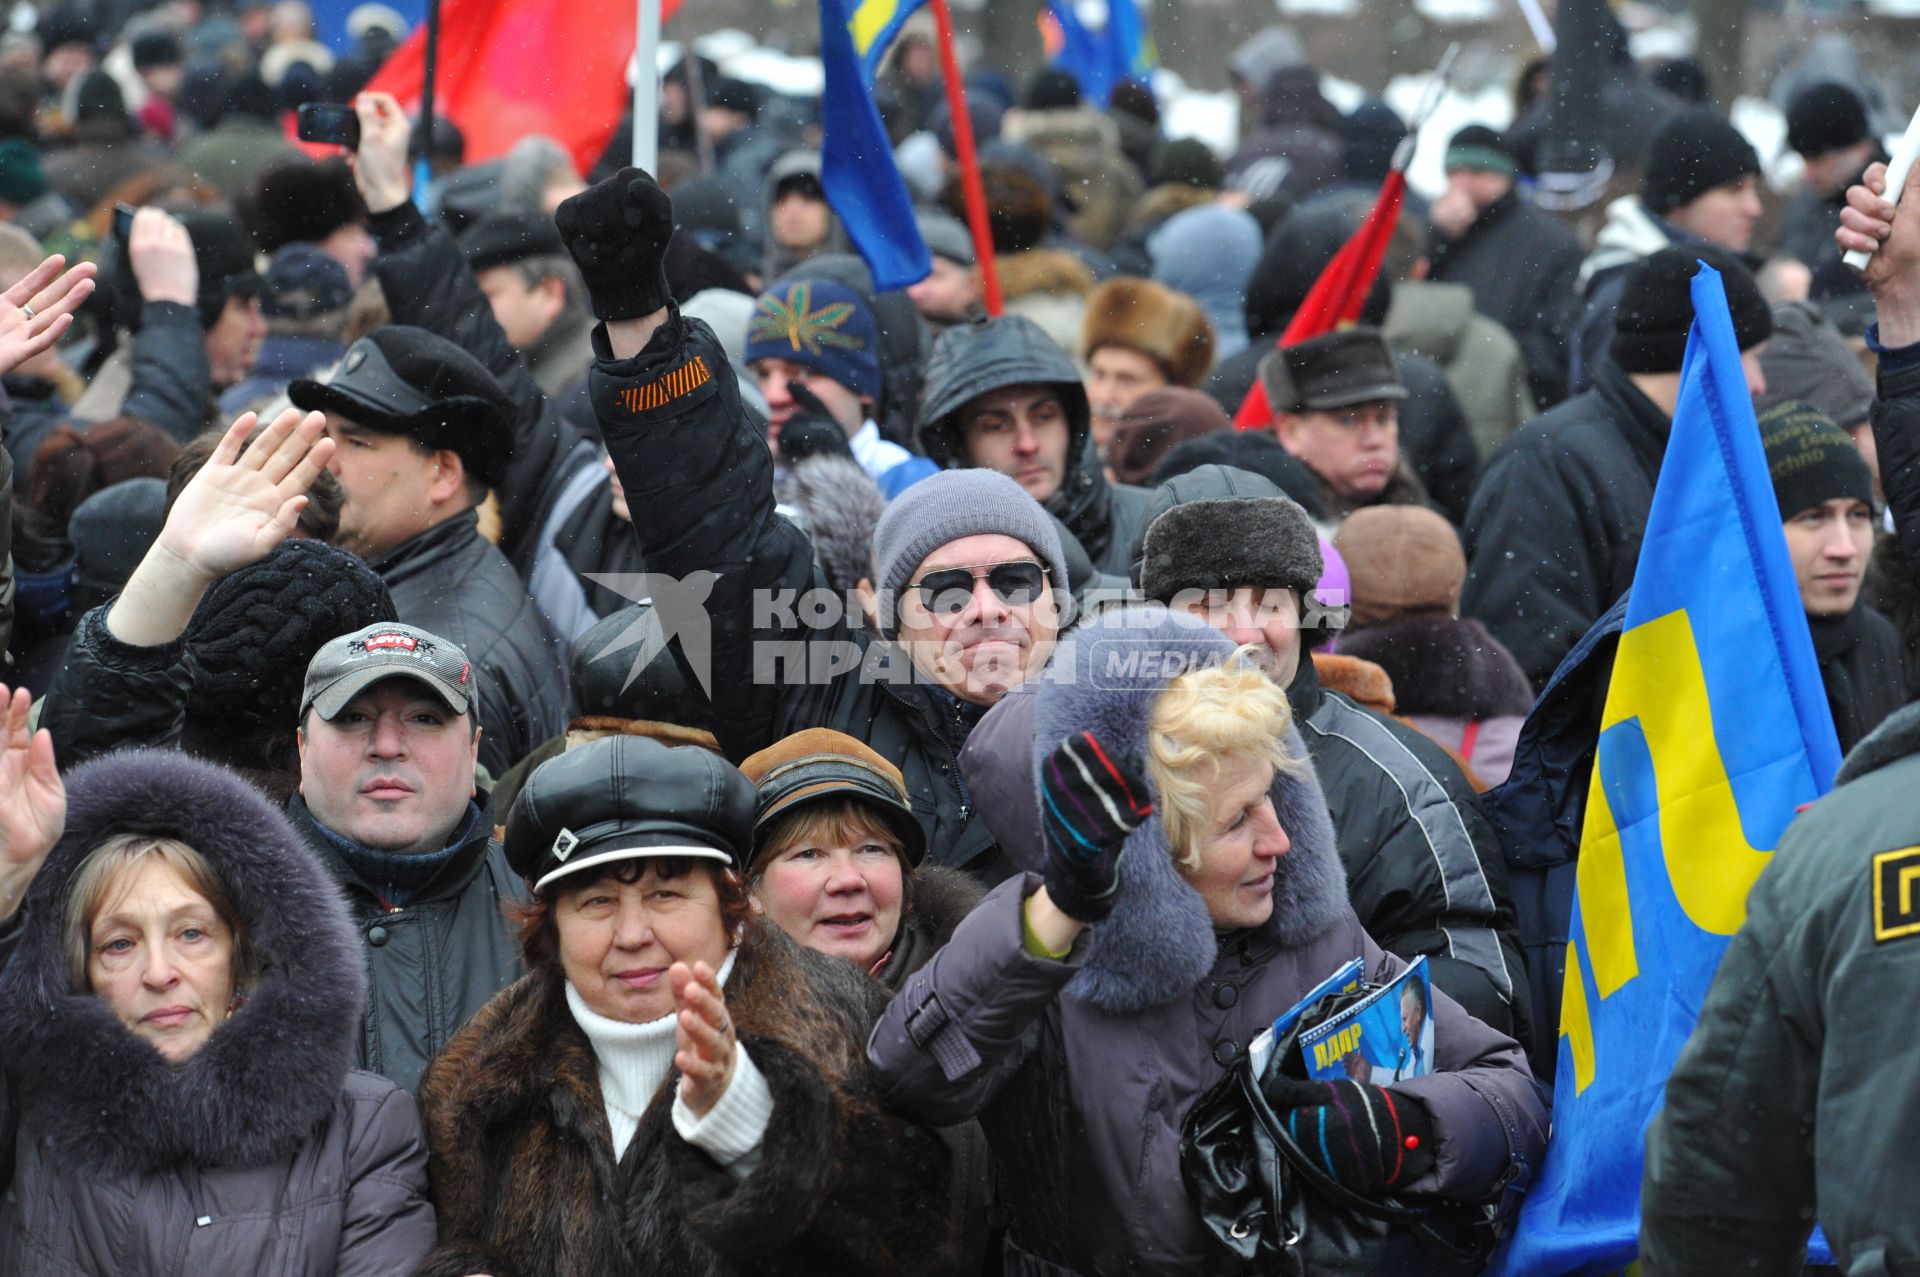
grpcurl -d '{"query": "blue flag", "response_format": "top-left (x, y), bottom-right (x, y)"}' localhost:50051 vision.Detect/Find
top-left (819, 0), bottom-right (930, 291)
top-left (1046, 0), bottom-right (1149, 107)
top-left (1488, 263), bottom-right (1842, 1275)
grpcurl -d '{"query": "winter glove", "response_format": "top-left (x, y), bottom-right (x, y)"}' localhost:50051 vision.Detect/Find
top-left (1039, 730), bottom-right (1153, 923)
top-left (1263, 1074), bottom-right (1436, 1198)
top-left (775, 385), bottom-right (856, 465)
top-left (554, 166), bottom-right (675, 321)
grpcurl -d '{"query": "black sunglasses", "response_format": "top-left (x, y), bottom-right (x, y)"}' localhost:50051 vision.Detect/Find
top-left (910, 560), bottom-right (1050, 617)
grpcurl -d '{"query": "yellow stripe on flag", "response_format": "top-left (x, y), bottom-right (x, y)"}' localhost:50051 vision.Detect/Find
top-left (849, 0), bottom-right (900, 56)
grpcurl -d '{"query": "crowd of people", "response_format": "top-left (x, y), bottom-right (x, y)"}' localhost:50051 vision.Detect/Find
top-left (0, 2), bottom-right (1914, 1274)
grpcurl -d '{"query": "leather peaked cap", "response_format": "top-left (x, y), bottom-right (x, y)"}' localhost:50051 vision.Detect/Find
top-left (289, 325), bottom-right (516, 487)
top-left (505, 735), bottom-right (757, 893)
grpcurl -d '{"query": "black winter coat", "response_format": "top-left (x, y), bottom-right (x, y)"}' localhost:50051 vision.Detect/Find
top-left (413, 921), bottom-right (956, 1277)
top-left (372, 510), bottom-right (569, 777)
top-left (1428, 191), bottom-right (1587, 408)
top-left (597, 309), bottom-right (1009, 878)
top-left (1813, 605), bottom-right (1911, 754)
top-left (1207, 340), bottom-right (1482, 523)
top-left (1285, 657), bottom-right (1533, 1047)
top-left (1462, 360), bottom-right (1670, 690)
top-left (286, 795), bottom-right (527, 1095)
top-left (0, 751), bottom-right (437, 1276)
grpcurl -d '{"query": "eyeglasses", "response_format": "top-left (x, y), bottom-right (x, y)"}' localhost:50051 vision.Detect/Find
top-left (909, 560), bottom-right (1050, 617)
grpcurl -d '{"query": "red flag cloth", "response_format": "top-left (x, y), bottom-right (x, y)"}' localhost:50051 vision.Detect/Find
top-left (1234, 167), bottom-right (1408, 429)
top-left (365, 0), bottom-right (677, 175)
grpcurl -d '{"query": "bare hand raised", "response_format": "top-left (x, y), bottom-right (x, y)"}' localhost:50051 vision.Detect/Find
top-left (128, 207), bottom-right (198, 306)
top-left (156, 408), bottom-right (335, 580)
top-left (0, 686), bottom-right (64, 922)
top-left (672, 960), bottom-right (737, 1119)
top-left (350, 91), bottom-right (413, 215)
top-left (1838, 161), bottom-right (1920, 344)
top-left (0, 254), bottom-right (94, 380)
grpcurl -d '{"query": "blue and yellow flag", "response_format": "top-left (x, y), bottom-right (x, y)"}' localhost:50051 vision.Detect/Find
top-left (819, 0), bottom-right (930, 291)
top-left (1489, 263), bottom-right (1842, 1275)
top-left (1044, 0), bottom-right (1150, 107)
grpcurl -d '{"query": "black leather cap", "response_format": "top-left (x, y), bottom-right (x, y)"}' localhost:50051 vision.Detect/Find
top-left (505, 735), bottom-right (756, 893)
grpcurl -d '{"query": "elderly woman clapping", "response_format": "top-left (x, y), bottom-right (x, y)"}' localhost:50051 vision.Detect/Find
top-left (412, 735), bottom-right (956, 1277)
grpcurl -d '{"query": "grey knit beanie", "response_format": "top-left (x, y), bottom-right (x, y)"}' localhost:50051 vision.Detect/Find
top-left (1139, 495), bottom-right (1323, 602)
top-left (872, 469), bottom-right (1070, 634)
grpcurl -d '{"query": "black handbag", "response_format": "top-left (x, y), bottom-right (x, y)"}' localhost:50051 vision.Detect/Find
top-left (1179, 982), bottom-right (1489, 1277)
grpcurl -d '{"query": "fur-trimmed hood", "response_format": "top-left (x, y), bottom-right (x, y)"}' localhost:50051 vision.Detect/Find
top-left (963, 606), bottom-right (1347, 1013)
top-left (0, 750), bottom-right (363, 1176)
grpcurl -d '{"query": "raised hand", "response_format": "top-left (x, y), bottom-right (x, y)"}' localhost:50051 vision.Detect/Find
top-left (0, 253), bottom-right (95, 381)
top-left (1038, 730), bottom-right (1154, 924)
top-left (127, 207), bottom-right (198, 306)
top-left (671, 959), bottom-right (737, 1119)
top-left (107, 409), bottom-right (336, 649)
top-left (1839, 160), bottom-right (1920, 344)
top-left (0, 686), bottom-right (65, 922)
top-left (350, 91), bottom-right (413, 214)
top-left (554, 167), bottom-right (675, 323)
top-left (156, 408), bottom-right (334, 580)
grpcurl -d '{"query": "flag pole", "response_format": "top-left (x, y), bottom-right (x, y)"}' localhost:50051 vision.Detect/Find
top-left (632, 0), bottom-right (662, 171)
top-left (412, 0), bottom-right (440, 199)
top-left (927, 0), bottom-right (1002, 315)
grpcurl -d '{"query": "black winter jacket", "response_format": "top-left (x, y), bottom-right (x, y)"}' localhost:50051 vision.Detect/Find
top-left (372, 510), bottom-right (569, 776)
top-left (1286, 656), bottom-right (1533, 1047)
top-left (1462, 360), bottom-right (1670, 690)
top-left (597, 309), bottom-right (1008, 878)
top-left (286, 794), bottom-right (527, 1094)
top-left (1207, 340), bottom-right (1482, 523)
top-left (1428, 191), bottom-right (1587, 408)
top-left (915, 312), bottom-right (1154, 576)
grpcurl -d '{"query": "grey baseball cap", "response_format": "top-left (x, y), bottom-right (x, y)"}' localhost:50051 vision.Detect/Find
top-left (300, 623), bottom-right (476, 722)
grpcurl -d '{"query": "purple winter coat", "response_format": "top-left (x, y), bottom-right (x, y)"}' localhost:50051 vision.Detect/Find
top-left (867, 608), bottom-right (1548, 1276)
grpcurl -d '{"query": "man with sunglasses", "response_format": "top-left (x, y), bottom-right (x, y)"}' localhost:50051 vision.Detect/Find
top-left (915, 312), bottom-right (1155, 578)
top-left (559, 167), bottom-right (1070, 883)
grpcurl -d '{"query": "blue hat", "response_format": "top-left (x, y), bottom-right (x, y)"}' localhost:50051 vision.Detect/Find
top-left (264, 244), bottom-right (352, 320)
top-left (743, 278), bottom-right (880, 401)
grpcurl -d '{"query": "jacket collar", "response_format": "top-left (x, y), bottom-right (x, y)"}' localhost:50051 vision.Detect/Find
top-left (1837, 700), bottom-right (1920, 785)
top-left (1592, 360), bottom-right (1674, 484)
top-left (372, 507), bottom-right (482, 580)
top-left (1046, 440), bottom-right (1116, 561)
top-left (287, 791), bottom-right (499, 905)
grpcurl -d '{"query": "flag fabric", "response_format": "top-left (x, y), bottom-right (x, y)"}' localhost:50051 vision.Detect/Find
top-left (1488, 263), bottom-right (1841, 1276)
top-left (365, 0), bottom-right (664, 175)
top-left (848, 0), bottom-right (929, 81)
top-left (1233, 167), bottom-right (1407, 428)
top-left (819, 0), bottom-right (930, 291)
top-left (1043, 0), bottom-right (1148, 107)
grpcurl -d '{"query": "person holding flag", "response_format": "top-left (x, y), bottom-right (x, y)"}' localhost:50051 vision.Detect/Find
top-left (1631, 148), bottom-right (1920, 1277)
top-left (1484, 249), bottom-right (1840, 1273)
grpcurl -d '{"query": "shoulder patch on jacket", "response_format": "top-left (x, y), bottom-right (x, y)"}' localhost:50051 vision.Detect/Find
top-left (611, 355), bottom-right (713, 414)
top-left (1873, 846), bottom-right (1920, 943)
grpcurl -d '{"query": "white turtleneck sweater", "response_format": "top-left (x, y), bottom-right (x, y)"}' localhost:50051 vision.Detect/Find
top-left (564, 949), bottom-right (774, 1176)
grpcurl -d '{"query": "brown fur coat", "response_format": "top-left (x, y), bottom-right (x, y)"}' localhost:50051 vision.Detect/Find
top-left (412, 921), bottom-right (954, 1277)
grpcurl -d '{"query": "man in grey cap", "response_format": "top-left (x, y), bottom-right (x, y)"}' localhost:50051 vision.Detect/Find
top-left (907, 211), bottom-right (979, 330)
top-left (556, 165), bottom-right (1070, 881)
top-left (1262, 326), bottom-right (1423, 522)
top-left (292, 618), bottom-right (526, 1093)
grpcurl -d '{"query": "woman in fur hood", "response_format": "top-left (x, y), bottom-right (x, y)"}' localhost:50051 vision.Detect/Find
top-left (413, 734), bottom-right (957, 1277)
top-left (869, 606), bottom-right (1548, 1275)
top-left (0, 697), bottom-right (437, 1275)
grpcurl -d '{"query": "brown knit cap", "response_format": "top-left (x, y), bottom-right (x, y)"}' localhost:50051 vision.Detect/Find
top-left (1106, 387), bottom-right (1230, 486)
top-left (1333, 505), bottom-right (1465, 628)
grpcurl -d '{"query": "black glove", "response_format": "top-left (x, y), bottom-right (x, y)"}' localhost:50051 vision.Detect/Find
top-left (1263, 1075), bottom-right (1436, 1197)
top-left (554, 166), bottom-right (675, 321)
top-left (1039, 730), bottom-right (1153, 923)
top-left (776, 384), bottom-right (856, 465)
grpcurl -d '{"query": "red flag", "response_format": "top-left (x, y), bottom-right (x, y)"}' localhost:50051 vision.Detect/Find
top-left (1233, 167), bottom-right (1408, 429)
top-left (366, 0), bottom-right (678, 175)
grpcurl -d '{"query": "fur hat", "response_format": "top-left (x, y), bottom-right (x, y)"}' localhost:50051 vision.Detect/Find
top-left (1139, 493), bottom-right (1323, 602)
top-left (1079, 278), bottom-right (1215, 389)
top-left (239, 158), bottom-right (367, 254)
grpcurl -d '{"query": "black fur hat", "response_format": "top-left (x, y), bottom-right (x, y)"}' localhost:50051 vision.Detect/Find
top-left (1140, 494), bottom-right (1324, 602)
top-left (239, 158), bottom-right (367, 254)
